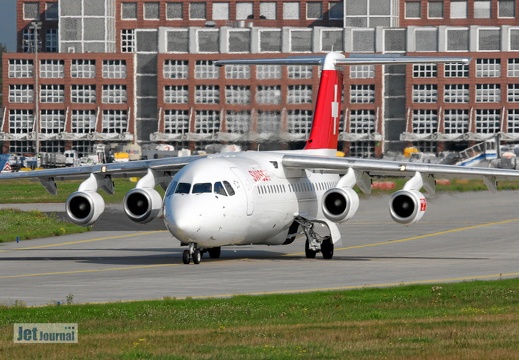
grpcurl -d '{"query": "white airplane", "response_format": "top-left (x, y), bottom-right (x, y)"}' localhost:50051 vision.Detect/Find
top-left (2, 52), bottom-right (519, 265)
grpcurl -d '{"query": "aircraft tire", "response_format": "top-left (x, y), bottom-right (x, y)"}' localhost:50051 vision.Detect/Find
top-left (321, 237), bottom-right (334, 260)
top-left (208, 247), bottom-right (221, 259)
top-left (193, 249), bottom-right (202, 264)
top-left (305, 239), bottom-right (317, 259)
top-left (182, 250), bottom-right (190, 264)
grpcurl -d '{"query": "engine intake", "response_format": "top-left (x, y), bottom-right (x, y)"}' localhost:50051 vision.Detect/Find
top-left (322, 187), bottom-right (359, 223)
top-left (124, 188), bottom-right (163, 224)
top-left (66, 190), bottom-right (105, 226)
top-left (389, 189), bottom-right (427, 225)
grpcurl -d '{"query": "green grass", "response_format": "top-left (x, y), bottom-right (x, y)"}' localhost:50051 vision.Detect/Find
top-left (0, 208), bottom-right (89, 243)
top-left (1, 278), bottom-right (519, 359)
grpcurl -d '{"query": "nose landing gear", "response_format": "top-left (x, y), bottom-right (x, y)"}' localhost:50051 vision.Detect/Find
top-left (182, 243), bottom-right (202, 264)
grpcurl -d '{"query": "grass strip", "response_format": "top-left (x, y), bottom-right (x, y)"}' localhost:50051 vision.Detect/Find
top-left (0, 278), bottom-right (518, 359)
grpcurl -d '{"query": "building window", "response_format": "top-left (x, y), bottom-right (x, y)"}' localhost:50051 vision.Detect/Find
top-left (225, 86), bottom-right (250, 104)
top-left (476, 59), bottom-right (501, 77)
top-left (228, 30), bottom-right (250, 53)
top-left (195, 85), bottom-right (220, 104)
top-left (45, 29), bottom-right (58, 52)
top-left (498, 0), bottom-right (515, 17)
top-left (507, 109), bottom-right (519, 132)
top-left (102, 85), bottom-right (127, 104)
top-left (507, 84), bottom-right (519, 102)
top-left (259, 30), bottom-right (282, 52)
top-left (384, 29), bottom-right (406, 53)
top-left (287, 65), bottom-right (312, 79)
top-left (476, 84), bottom-right (501, 102)
top-left (166, 2), bottom-right (183, 19)
top-left (165, 85), bottom-right (188, 104)
top-left (213, 2), bottom-right (229, 20)
top-left (508, 59), bottom-right (519, 77)
top-left (478, 29), bottom-right (500, 51)
top-left (22, 28), bottom-right (40, 53)
top-left (103, 60), bottom-right (127, 79)
top-left (444, 109), bottom-right (469, 134)
top-left (450, 0), bottom-right (467, 18)
top-left (40, 141), bottom-right (65, 154)
top-left (412, 84), bottom-right (437, 103)
top-left (40, 84), bottom-right (64, 103)
top-left (225, 65), bottom-right (250, 79)
top-left (329, 2), bottom-right (343, 20)
top-left (71, 85), bottom-right (96, 103)
top-left (121, 2), bottom-right (138, 19)
top-left (445, 62), bottom-right (469, 77)
top-left (287, 110), bottom-right (312, 134)
top-left (24, 2), bottom-right (39, 20)
top-left (444, 84), bottom-right (469, 103)
top-left (256, 86), bottom-right (281, 105)
top-left (350, 110), bottom-right (375, 134)
top-left (350, 65), bottom-right (374, 79)
top-left (236, 2), bottom-right (253, 20)
top-left (9, 85), bottom-right (33, 103)
top-left (226, 111), bottom-right (251, 134)
top-left (144, 2), bottom-right (160, 20)
top-left (474, 0), bottom-right (491, 18)
top-left (321, 30), bottom-right (343, 52)
top-left (9, 59), bottom-right (33, 78)
top-left (121, 29), bottom-right (136, 52)
top-left (412, 110), bottom-right (438, 134)
top-left (102, 110), bottom-right (128, 133)
top-left (190, 2), bottom-right (206, 19)
top-left (45, 2), bottom-right (59, 20)
top-left (195, 60), bottom-right (218, 79)
top-left (256, 65), bottom-right (281, 79)
top-left (164, 110), bottom-right (189, 134)
top-left (72, 110), bottom-right (96, 133)
top-left (40, 110), bottom-right (64, 134)
top-left (350, 142), bottom-right (375, 158)
top-left (405, 1), bottom-right (421, 19)
top-left (307, 2), bottom-right (323, 19)
top-left (475, 109), bottom-right (500, 133)
top-left (167, 30), bottom-right (189, 53)
top-left (40, 60), bottom-right (64, 78)
top-left (197, 30), bottom-right (219, 53)
top-left (415, 29), bottom-right (438, 52)
top-left (9, 110), bottom-right (33, 134)
top-left (164, 60), bottom-right (188, 79)
top-left (428, 1), bottom-right (443, 18)
top-left (287, 85), bottom-right (312, 104)
top-left (195, 110), bottom-right (220, 134)
top-left (257, 111), bottom-right (281, 133)
top-left (413, 64), bottom-right (437, 78)
top-left (289, 30), bottom-right (312, 52)
top-left (351, 85), bottom-right (375, 104)
top-left (259, 2), bottom-right (276, 19)
top-left (71, 59), bottom-right (96, 78)
top-left (446, 28), bottom-right (469, 51)
top-left (283, 2), bottom-right (300, 20)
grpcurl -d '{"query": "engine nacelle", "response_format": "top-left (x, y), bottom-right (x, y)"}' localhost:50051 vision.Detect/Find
top-left (66, 190), bottom-right (105, 226)
top-left (123, 188), bottom-right (163, 224)
top-left (322, 187), bottom-right (360, 223)
top-left (389, 189), bottom-right (427, 225)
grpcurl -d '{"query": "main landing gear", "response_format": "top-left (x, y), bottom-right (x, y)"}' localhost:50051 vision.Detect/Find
top-left (182, 243), bottom-right (221, 264)
top-left (298, 219), bottom-right (334, 260)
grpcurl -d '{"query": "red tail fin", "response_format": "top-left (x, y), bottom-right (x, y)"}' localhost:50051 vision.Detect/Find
top-left (304, 67), bottom-right (343, 151)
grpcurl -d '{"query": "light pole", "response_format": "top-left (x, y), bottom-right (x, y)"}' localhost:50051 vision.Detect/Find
top-left (30, 21), bottom-right (41, 162)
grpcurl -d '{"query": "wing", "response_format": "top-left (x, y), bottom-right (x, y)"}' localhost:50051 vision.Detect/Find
top-left (282, 154), bottom-right (519, 193)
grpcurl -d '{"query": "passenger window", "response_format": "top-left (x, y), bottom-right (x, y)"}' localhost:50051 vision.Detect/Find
top-left (175, 182), bottom-right (191, 194)
top-left (214, 182), bottom-right (227, 196)
top-left (165, 180), bottom-right (178, 197)
top-left (223, 181), bottom-right (235, 196)
top-left (193, 183), bottom-right (212, 194)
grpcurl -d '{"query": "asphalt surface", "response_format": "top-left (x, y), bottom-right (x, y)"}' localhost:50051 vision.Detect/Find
top-left (1, 191), bottom-right (519, 306)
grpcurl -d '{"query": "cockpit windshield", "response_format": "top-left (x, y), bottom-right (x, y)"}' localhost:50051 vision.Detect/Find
top-left (192, 183), bottom-right (212, 194)
top-left (165, 180), bottom-right (236, 196)
top-left (175, 182), bottom-right (191, 194)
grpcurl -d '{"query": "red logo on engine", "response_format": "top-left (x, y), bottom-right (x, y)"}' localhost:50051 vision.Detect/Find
top-left (248, 169), bottom-right (270, 182)
top-left (420, 198), bottom-right (427, 212)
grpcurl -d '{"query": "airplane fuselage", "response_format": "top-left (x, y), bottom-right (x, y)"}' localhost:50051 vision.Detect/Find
top-left (163, 151), bottom-right (339, 248)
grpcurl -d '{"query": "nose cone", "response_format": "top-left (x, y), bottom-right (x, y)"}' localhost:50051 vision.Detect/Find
top-left (163, 195), bottom-right (199, 242)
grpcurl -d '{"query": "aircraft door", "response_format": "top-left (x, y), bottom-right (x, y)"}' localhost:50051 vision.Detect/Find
top-left (230, 167), bottom-right (254, 216)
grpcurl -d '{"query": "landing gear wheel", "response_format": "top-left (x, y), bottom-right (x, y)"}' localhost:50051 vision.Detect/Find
top-left (208, 247), bottom-right (221, 259)
top-left (193, 249), bottom-right (202, 264)
top-left (182, 250), bottom-right (190, 264)
top-left (321, 237), bottom-right (334, 260)
top-left (305, 239), bottom-right (317, 259)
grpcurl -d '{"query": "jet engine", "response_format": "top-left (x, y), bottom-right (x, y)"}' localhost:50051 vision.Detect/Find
top-left (322, 187), bottom-right (359, 223)
top-left (123, 188), bottom-right (163, 224)
top-left (389, 189), bottom-right (427, 225)
top-left (66, 190), bottom-right (105, 226)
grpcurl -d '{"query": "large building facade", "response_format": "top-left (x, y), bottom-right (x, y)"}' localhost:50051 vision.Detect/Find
top-left (2, 0), bottom-right (519, 158)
